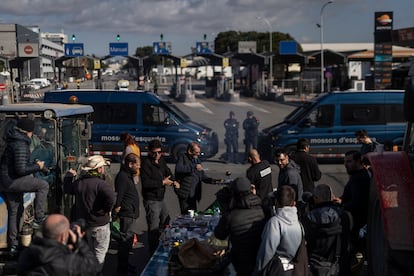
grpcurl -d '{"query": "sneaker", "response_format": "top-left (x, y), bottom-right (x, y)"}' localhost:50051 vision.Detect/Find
top-left (33, 216), bottom-right (47, 229)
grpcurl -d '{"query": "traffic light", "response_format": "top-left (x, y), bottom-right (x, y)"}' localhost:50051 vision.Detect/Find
top-left (160, 33), bottom-right (164, 41)
top-left (116, 34), bottom-right (120, 41)
top-left (203, 33), bottom-right (207, 41)
top-left (71, 34), bottom-right (76, 41)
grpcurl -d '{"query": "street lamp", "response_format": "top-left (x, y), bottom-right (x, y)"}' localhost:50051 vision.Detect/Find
top-left (256, 17), bottom-right (273, 87)
top-left (318, 0), bottom-right (333, 93)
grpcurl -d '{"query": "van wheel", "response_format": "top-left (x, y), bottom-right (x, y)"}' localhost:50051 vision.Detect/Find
top-left (171, 144), bottom-right (187, 162)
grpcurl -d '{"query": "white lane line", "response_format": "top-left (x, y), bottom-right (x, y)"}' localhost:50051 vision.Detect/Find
top-left (230, 102), bottom-right (271, 113)
top-left (183, 102), bottom-right (213, 114)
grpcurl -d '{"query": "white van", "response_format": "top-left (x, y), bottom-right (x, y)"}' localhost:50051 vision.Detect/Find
top-left (29, 78), bottom-right (51, 88)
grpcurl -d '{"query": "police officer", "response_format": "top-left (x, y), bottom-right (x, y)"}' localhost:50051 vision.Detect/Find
top-left (224, 111), bottom-right (239, 163)
top-left (243, 111), bottom-right (259, 160)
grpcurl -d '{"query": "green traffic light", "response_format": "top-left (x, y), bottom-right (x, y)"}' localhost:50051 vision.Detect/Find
top-left (203, 33), bottom-right (207, 41)
top-left (71, 34), bottom-right (76, 41)
top-left (116, 34), bottom-right (120, 41)
top-left (160, 33), bottom-right (164, 41)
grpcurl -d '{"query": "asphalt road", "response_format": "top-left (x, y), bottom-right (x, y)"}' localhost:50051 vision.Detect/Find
top-left (102, 95), bottom-right (349, 275)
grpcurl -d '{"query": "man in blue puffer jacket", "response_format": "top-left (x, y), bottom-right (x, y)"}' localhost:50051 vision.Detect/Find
top-left (0, 118), bottom-right (49, 254)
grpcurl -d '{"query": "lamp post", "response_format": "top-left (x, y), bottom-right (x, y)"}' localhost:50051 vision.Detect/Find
top-left (256, 17), bottom-right (273, 88)
top-left (319, 0), bottom-right (333, 93)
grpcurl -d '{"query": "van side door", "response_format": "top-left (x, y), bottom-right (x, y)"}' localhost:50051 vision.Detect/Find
top-left (140, 103), bottom-right (189, 154)
top-left (297, 104), bottom-right (338, 157)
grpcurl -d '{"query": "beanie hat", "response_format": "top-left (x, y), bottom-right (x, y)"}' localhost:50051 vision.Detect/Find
top-left (231, 177), bottom-right (251, 193)
top-left (82, 155), bottom-right (110, 171)
top-left (247, 111), bottom-right (254, 116)
top-left (17, 118), bottom-right (35, 132)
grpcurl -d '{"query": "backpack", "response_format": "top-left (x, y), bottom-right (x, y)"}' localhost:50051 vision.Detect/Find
top-left (309, 226), bottom-right (341, 276)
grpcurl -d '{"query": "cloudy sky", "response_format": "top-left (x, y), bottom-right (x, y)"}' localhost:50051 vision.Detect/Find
top-left (0, 0), bottom-right (412, 56)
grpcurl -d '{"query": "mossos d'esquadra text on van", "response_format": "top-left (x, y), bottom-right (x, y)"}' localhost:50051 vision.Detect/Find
top-left (100, 135), bottom-right (166, 143)
top-left (310, 137), bottom-right (373, 144)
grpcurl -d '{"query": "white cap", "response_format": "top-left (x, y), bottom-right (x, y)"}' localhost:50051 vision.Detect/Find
top-left (81, 155), bottom-right (110, 171)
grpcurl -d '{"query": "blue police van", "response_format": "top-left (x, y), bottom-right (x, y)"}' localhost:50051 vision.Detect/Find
top-left (44, 90), bottom-right (219, 161)
top-left (258, 90), bottom-right (405, 161)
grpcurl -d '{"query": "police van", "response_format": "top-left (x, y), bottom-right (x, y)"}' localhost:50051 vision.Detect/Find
top-left (258, 90), bottom-right (405, 161)
top-left (44, 90), bottom-right (219, 161)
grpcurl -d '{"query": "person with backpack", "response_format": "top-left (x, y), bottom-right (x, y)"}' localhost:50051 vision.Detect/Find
top-left (255, 185), bottom-right (302, 276)
top-left (302, 184), bottom-right (352, 276)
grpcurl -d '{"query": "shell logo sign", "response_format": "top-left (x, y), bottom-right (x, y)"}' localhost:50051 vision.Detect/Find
top-left (377, 14), bottom-right (392, 26)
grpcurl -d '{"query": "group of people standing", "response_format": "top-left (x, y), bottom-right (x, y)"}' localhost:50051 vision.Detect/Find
top-left (0, 115), bottom-right (374, 276)
top-left (213, 130), bottom-right (375, 276)
top-left (224, 110), bottom-right (260, 164)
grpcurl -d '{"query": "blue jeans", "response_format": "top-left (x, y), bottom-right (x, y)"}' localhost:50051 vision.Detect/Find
top-left (86, 223), bottom-right (111, 265)
top-left (5, 174), bottom-right (48, 247)
top-left (143, 200), bottom-right (169, 254)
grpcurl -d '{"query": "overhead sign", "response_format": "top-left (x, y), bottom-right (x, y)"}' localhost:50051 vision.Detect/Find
top-left (18, 43), bottom-right (39, 57)
top-left (196, 42), bottom-right (212, 54)
top-left (153, 42), bottom-right (172, 55)
top-left (109, 42), bottom-right (128, 56)
top-left (279, 41), bottom-right (298, 55)
top-left (64, 43), bottom-right (84, 57)
top-left (238, 41), bottom-right (257, 54)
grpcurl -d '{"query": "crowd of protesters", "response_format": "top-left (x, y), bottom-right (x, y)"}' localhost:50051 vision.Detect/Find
top-left (3, 118), bottom-right (377, 275)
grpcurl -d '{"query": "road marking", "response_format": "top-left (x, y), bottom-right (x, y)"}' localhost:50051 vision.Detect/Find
top-left (183, 102), bottom-right (213, 114)
top-left (230, 101), bottom-right (271, 113)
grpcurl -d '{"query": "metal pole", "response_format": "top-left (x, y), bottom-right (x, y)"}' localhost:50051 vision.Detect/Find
top-left (320, 1), bottom-right (333, 93)
top-left (256, 17), bottom-right (273, 91)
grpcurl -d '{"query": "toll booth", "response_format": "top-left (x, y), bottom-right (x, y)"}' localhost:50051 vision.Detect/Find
top-left (230, 53), bottom-right (266, 97)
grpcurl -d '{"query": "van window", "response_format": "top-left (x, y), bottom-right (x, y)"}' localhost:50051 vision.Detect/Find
top-left (341, 104), bottom-right (404, 125)
top-left (92, 103), bottom-right (137, 125)
top-left (142, 104), bottom-right (171, 126)
top-left (305, 104), bottom-right (334, 127)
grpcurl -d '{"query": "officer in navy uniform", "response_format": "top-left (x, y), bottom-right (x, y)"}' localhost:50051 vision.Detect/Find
top-left (243, 111), bottom-right (260, 161)
top-left (224, 111), bottom-right (239, 163)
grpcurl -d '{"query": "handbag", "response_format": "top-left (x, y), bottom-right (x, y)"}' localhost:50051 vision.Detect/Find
top-left (262, 224), bottom-right (309, 276)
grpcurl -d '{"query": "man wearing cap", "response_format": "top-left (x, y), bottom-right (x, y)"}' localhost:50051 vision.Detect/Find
top-left (64, 155), bottom-right (116, 270)
top-left (0, 118), bottom-right (49, 254)
top-left (243, 111), bottom-right (260, 161)
top-left (214, 177), bottom-right (266, 276)
top-left (223, 111), bottom-right (239, 163)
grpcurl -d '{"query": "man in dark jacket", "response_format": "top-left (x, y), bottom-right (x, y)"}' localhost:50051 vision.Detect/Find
top-left (334, 150), bottom-right (370, 255)
top-left (274, 148), bottom-right (303, 203)
top-left (18, 214), bottom-right (100, 276)
top-left (174, 142), bottom-right (216, 215)
top-left (290, 138), bottom-right (322, 193)
top-left (64, 155), bottom-right (116, 269)
top-left (214, 177), bottom-right (266, 276)
top-left (242, 111), bottom-right (259, 160)
top-left (0, 118), bottom-right (49, 253)
top-left (246, 149), bottom-right (273, 200)
top-left (113, 153), bottom-right (141, 273)
top-left (140, 139), bottom-right (179, 254)
top-left (224, 111), bottom-right (239, 163)
top-left (303, 184), bottom-right (352, 276)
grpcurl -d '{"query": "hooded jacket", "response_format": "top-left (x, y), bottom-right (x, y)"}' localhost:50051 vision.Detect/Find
top-left (214, 193), bottom-right (266, 275)
top-left (0, 126), bottom-right (40, 188)
top-left (18, 237), bottom-right (100, 276)
top-left (278, 160), bottom-right (304, 202)
top-left (255, 206), bottom-right (302, 272)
